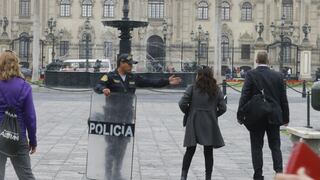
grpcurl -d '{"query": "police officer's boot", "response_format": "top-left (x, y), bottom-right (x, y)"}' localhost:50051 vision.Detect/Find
top-left (180, 170), bottom-right (188, 180)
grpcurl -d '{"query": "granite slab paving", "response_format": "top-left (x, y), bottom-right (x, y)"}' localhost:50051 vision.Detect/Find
top-left (2, 87), bottom-right (319, 180)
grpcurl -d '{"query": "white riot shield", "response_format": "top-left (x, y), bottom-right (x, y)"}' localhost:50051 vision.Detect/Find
top-left (86, 92), bottom-right (136, 180)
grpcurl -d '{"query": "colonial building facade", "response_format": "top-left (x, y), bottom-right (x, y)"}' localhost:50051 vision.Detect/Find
top-left (0, 0), bottom-right (319, 75)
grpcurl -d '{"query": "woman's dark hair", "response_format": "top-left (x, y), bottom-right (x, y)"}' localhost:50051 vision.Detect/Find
top-left (195, 66), bottom-right (218, 98)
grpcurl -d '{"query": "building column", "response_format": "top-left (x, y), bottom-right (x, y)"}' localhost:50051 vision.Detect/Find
top-left (299, 41), bottom-right (312, 80)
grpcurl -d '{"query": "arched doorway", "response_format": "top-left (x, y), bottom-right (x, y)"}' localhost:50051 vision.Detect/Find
top-left (146, 35), bottom-right (165, 72)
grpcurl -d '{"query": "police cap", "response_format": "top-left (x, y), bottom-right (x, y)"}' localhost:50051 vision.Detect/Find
top-left (118, 54), bottom-right (138, 65)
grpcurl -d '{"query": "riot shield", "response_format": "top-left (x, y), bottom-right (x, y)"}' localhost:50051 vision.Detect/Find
top-left (86, 92), bottom-right (136, 180)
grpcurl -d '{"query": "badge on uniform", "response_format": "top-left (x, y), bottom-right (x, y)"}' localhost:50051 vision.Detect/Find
top-left (100, 75), bottom-right (108, 82)
top-left (113, 79), bottom-right (120, 83)
top-left (129, 81), bottom-right (135, 85)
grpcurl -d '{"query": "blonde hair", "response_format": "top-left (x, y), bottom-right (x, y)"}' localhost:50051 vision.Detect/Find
top-left (0, 50), bottom-right (24, 80)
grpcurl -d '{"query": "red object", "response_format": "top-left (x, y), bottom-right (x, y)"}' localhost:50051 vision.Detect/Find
top-left (286, 142), bottom-right (320, 179)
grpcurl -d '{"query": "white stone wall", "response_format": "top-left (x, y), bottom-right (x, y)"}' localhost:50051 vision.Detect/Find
top-left (0, 0), bottom-right (319, 72)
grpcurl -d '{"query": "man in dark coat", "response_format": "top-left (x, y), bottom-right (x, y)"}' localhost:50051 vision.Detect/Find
top-left (237, 52), bottom-right (289, 180)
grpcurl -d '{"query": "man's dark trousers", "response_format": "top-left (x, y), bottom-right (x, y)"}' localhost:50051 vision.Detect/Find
top-left (249, 123), bottom-right (283, 180)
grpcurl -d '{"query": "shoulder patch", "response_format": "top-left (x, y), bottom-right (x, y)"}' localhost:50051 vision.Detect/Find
top-left (100, 75), bottom-right (108, 82)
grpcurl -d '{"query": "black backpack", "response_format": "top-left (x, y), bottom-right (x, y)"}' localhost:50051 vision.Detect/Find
top-left (0, 83), bottom-right (24, 156)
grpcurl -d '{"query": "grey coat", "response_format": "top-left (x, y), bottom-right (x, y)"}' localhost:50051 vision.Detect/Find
top-left (179, 85), bottom-right (227, 148)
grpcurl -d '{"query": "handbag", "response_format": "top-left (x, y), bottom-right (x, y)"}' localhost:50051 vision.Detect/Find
top-left (242, 74), bottom-right (283, 130)
top-left (183, 86), bottom-right (193, 127)
top-left (0, 83), bottom-right (24, 156)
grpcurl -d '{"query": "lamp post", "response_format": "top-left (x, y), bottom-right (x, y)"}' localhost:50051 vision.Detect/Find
top-left (191, 25), bottom-right (209, 66)
top-left (205, 31), bottom-right (209, 66)
top-left (84, 33), bottom-right (90, 72)
top-left (83, 18), bottom-right (91, 72)
top-left (40, 38), bottom-right (46, 68)
top-left (0, 18), bottom-right (2, 39)
top-left (270, 15), bottom-right (295, 73)
top-left (162, 20), bottom-right (168, 69)
top-left (46, 18), bottom-right (57, 60)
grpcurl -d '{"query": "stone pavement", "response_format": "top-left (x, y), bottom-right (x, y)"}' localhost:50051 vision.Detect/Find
top-left (3, 86), bottom-right (320, 180)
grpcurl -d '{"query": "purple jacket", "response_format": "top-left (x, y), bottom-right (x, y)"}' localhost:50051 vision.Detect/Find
top-left (0, 77), bottom-right (37, 146)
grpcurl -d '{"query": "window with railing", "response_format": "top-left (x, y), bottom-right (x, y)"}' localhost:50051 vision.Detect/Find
top-left (82, 0), bottom-right (93, 17)
top-left (198, 1), bottom-right (208, 20)
top-left (19, 33), bottom-right (30, 61)
top-left (241, 2), bottom-right (252, 21)
top-left (221, 1), bottom-right (230, 20)
top-left (104, 41), bottom-right (113, 57)
top-left (60, 0), bottom-right (71, 17)
top-left (221, 35), bottom-right (230, 61)
top-left (241, 44), bottom-right (251, 59)
top-left (199, 43), bottom-right (208, 58)
top-left (103, 0), bottom-right (114, 18)
top-left (20, 0), bottom-right (30, 17)
top-left (282, 0), bottom-right (293, 22)
top-left (283, 37), bottom-right (292, 63)
top-left (60, 41), bottom-right (69, 56)
top-left (148, 0), bottom-right (164, 19)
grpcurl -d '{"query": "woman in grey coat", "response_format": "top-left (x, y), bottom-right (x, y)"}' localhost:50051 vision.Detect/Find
top-left (179, 66), bottom-right (226, 180)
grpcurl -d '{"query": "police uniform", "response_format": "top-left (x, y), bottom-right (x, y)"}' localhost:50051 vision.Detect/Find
top-left (94, 70), bottom-right (170, 94)
top-left (93, 56), bottom-right (170, 180)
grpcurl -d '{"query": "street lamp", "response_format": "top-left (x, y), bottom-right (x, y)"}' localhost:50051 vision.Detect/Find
top-left (40, 38), bottom-right (46, 68)
top-left (270, 15), bottom-right (295, 72)
top-left (191, 25), bottom-right (209, 66)
top-left (302, 23), bottom-right (311, 42)
top-left (83, 18), bottom-right (92, 72)
top-left (0, 18), bottom-right (3, 35)
top-left (45, 18), bottom-right (62, 61)
top-left (162, 20), bottom-right (168, 69)
top-left (205, 31), bottom-right (209, 66)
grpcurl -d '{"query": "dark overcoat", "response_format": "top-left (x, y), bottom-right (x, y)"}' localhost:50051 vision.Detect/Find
top-left (237, 66), bottom-right (290, 128)
top-left (179, 85), bottom-right (227, 148)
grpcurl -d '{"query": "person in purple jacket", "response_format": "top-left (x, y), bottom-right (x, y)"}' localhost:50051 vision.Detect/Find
top-left (0, 50), bottom-right (37, 180)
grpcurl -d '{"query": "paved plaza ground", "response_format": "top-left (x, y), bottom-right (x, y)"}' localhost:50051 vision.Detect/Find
top-left (3, 85), bottom-right (320, 180)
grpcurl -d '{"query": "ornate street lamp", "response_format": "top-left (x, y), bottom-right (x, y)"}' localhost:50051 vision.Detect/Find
top-left (205, 31), bottom-right (209, 66)
top-left (191, 25), bottom-right (209, 66)
top-left (45, 18), bottom-right (63, 61)
top-left (40, 37), bottom-right (47, 68)
top-left (83, 18), bottom-right (91, 72)
top-left (255, 22), bottom-right (264, 41)
top-left (162, 20), bottom-right (168, 68)
top-left (302, 23), bottom-right (311, 42)
top-left (270, 15), bottom-right (295, 72)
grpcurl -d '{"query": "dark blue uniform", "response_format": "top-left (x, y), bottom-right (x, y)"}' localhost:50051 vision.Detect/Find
top-left (94, 70), bottom-right (170, 94)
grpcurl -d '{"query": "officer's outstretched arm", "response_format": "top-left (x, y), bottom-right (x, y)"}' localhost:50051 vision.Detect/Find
top-left (135, 75), bottom-right (169, 88)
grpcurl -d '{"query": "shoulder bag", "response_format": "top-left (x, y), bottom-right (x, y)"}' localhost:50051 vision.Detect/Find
top-left (242, 74), bottom-right (283, 130)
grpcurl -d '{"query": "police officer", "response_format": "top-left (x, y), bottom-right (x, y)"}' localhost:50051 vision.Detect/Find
top-left (95, 54), bottom-right (181, 94)
top-left (94, 53), bottom-right (181, 180)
